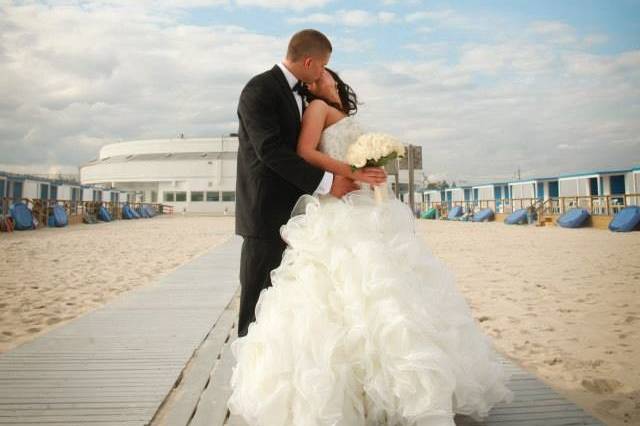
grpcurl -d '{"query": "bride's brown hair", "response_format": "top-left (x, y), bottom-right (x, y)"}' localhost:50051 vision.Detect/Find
top-left (303, 68), bottom-right (359, 116)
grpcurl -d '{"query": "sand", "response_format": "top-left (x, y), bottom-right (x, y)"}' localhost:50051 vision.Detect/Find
top-left (416, 220), bottom-right (640, 426)
top-left (0, 215), bottom-right (234, 353)
top-left (1, 215), bottom-right (638, 425)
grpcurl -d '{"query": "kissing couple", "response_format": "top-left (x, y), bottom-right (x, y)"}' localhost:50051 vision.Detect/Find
top-left (229, 29), bottom-right (512, 426)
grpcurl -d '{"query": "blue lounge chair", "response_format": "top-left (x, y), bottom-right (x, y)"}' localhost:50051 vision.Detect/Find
top-left (98, 206), bottom-right (112, 222)
top-left (10, 202), bottom-right (35, 230)
top-left (47, 205), bottom-right (68, 227)
top-left (504, 209), bottom-right (528, 225)
top-left (609, 206), bottom-right (640, 232)
top-left (473, 208), bottom-right (494, 222)
top-left (448, 206), bottom-right (463, 220)
top-left (557, 208), bottom-right (590, 228)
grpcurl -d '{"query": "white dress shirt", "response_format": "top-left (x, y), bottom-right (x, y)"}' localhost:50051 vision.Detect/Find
top-left (276, 62), bottom-right (333, 196)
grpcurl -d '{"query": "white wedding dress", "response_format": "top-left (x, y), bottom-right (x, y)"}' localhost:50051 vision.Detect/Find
top-left (228, 116), bottom-right (513, 426)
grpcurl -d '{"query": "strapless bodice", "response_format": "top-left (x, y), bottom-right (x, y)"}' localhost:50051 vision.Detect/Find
top-left (317, 116), bottom-right (364, 162)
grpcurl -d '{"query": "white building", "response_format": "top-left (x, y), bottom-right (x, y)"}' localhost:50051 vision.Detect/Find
top-left (0, 171), bottom-right (130, 205)
top-left (80, 137), bottom-right (239, 214)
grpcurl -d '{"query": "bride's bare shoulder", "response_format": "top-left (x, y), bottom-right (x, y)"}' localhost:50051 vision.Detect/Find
top-left (307, 100), bottom-right (345, 126)
top-left (306, 99), bottom-right (328, 112)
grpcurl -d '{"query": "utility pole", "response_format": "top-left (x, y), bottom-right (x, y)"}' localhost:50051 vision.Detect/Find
top-left (408, 144), bottom-right (415, 215)
top-left (394, 159), bottom-right (400, 198)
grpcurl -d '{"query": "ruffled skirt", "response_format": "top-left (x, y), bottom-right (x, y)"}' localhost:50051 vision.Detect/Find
top-left (228, 188), bottom-right (512, 425)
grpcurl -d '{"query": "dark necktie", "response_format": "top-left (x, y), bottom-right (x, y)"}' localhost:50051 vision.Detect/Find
top-left (292, 80), bottom-right (305, 115)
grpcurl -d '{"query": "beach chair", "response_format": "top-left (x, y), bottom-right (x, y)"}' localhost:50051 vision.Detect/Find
top-left (504, 208), bottom-right (528, 225)
top-left (10, 202), bottom-right (35, 230)
top-left (557, 208), bottom-right (590, 228)
top-left (609, 206), bottom-right (640, 232)
top-left (472, 208), bottom-right (494, 222)
top-left (447, 206), bottom-right (463, 220)
top-left (47, 205), bottom-right (69, 227)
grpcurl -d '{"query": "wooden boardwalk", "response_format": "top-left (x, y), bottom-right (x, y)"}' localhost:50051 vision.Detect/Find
top-left (0, 236), bottom-right (242, 426)
top-left (0, 235), bottom-right (604, 425)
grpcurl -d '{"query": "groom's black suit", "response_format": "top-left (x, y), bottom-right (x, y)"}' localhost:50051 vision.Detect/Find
top-left (235, 65), bottom-right (325, 337)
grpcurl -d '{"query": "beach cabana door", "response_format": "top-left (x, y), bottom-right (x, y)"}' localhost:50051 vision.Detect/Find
top-left (495, 186), bottom-right (502, 210)
top-left (549, 181), bottom-right (559, 198)
top-left (0, 179), bottom-right (5, 198)
top-left (589, 178), bottom-right (599, 196)
top-left (610, 175), bottom-right (625, 195)
top-left (537, 183), bottom-right (544, 200)
top-left (11, 181), bottom-right (23, 200)
top-left (610, 175), bottom-right (626, 206)
top-left (40, 184), bottom-right (49, 200)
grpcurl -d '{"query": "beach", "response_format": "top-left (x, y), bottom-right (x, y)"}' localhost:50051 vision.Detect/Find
top-left (416, 220), bottom-right (640, 426)
top-left (0, 215), bottom-right (234, 353)
top-left (0, 216), bottom-right (638, 425)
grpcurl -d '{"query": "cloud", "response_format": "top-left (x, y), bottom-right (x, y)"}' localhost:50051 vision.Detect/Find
top-left (288, 10), bottom-right (395, 27)
top-left (0, 2), bottom-right (285, 169)
top-left (583, 33), bottom-right (609, 47)
top-left (339, 40), bottom-right (640, 182)
top-left (528, 20), bottom-right (578, 44)
top-left (236, 0), bottom-right (332, 10)
top-left (1, 3), bottom-right (637, 183)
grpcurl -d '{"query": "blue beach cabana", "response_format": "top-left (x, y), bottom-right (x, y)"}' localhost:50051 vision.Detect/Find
top-left (558, 168), bottom-right (634, 214)
top-left (444, 186), bottom-right (472, 210)
top-left (472, 182), bottom-right (510, 212)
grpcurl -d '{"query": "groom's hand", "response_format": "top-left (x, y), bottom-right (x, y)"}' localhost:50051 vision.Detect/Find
top-left (330, 175), bottom-right (359, 198)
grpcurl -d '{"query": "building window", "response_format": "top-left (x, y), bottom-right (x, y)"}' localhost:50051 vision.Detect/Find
top-left (11, 181), bottom-right (23, 200)
top-left (40, 184), bottom-right (49, 200)
top-left (164, 192), bottom-right (175, 202)
top-left (206, 191), bottom-right (220, 202)
top-left (175, 192), bottom-right (187, 202)
top-left (71, 187), bottom-right (81, 202)
top-left (50, 185), bottom-right (58, 200)
top-left (191, 191), bottom-right (204, 202)
top-left (151, 191), bottom-right (157, 203)
top-left (222, 191), bottom-right (235, 202)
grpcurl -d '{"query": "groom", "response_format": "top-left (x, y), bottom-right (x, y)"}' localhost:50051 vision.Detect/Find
top-left (235, 29), bottom-right (358, 337)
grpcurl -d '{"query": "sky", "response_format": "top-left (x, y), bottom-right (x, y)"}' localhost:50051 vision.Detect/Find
top-left (1, 0), bottom-right (639, 184)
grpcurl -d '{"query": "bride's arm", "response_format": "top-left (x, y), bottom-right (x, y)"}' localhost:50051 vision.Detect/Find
top-left (296, 100), bottom-right (355, 179)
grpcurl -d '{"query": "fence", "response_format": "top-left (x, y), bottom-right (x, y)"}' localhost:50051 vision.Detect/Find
top-left (0, 197), bottom-right (172, 231)
top-left (423, 194), bottom-right (640, 219)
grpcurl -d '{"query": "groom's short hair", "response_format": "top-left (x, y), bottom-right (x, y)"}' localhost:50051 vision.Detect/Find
top-left (286, 29), bottom-right (332, 62)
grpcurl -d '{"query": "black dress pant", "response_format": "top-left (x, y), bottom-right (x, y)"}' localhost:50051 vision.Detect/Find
top-left (238, 237), bottom-right (287, 337)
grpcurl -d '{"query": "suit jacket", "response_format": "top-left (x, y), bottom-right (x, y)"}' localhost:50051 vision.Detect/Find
top-left (235, 65), bottom-right (325, 240)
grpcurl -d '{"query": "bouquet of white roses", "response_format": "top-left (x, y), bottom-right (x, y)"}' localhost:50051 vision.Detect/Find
top-left (346, 133), bottom-right (406, 170)
top-left (346, 133), bottom-right (406, 203)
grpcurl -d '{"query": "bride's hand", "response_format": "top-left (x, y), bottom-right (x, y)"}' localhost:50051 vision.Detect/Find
top-left (352, 167), bottom-right (387, 186)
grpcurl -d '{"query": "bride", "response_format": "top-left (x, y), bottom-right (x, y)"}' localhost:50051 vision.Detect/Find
top-left (228, 68), bottom-right (513, 426)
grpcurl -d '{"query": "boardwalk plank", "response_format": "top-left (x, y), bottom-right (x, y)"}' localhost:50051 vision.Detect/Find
top-left (155, 300), bottom-right (237, 426)
top-left (188, 331), bottom-right (237, 426)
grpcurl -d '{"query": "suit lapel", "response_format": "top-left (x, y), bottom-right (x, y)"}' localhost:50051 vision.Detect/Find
top-left (271, 65), bottom-right (301, 129)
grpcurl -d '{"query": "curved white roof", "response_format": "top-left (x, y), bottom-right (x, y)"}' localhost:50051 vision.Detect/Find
top-left (99, 137), bottom-right (238, 160)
